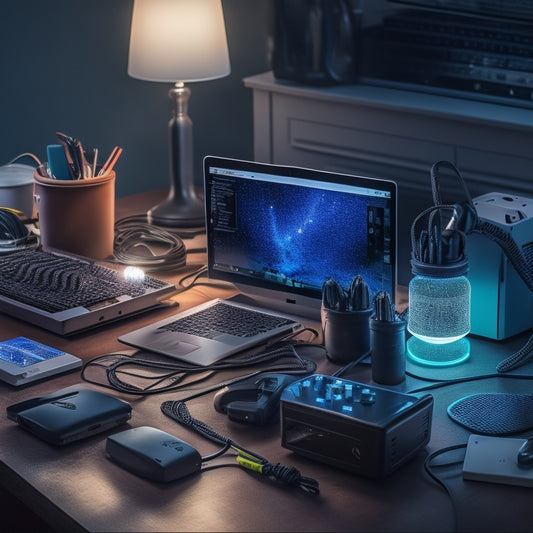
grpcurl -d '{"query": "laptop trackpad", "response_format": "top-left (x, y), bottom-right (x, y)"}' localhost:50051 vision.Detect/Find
top-left (153, 337), bottom-right (199, 355)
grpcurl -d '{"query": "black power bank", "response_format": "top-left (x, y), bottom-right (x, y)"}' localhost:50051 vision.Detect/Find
top-left (7, 387), bottom-right (132, 445)
top-left (106, 426), bottom-right (202, 482)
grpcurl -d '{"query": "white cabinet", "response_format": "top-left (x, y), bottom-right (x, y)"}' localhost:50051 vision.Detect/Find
top-left (244, 71), bottom-right (533, 283)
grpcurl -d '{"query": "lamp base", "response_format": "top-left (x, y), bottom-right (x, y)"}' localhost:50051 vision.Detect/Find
top-left (406, 336), bottom-right (470, 367)
top-left (147, 195), bottom-right (205, 228)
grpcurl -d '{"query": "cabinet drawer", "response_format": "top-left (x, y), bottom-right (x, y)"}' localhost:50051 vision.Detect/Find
top-left (285, 118), bottom-right (454, 189)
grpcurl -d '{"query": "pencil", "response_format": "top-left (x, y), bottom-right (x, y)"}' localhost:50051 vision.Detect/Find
top-left (98, 146), bottom-right (123, 176)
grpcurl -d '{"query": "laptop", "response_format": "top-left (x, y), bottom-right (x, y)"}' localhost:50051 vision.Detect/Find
top-left (118, 156), bottom-right (397, 366)
top-left (0, 248), bottom-right (177, 335)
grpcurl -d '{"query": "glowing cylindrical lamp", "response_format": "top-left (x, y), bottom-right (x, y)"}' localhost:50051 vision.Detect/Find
top-left (407, 206), bottom-right (471, 367)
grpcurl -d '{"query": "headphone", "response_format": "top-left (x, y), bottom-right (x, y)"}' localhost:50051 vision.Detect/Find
top-left (0, 207), bottom-right (39, 251)
top-left (0, 208), bottom-right (28, 239)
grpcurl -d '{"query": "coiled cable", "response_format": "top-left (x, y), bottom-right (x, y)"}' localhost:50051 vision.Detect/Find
top-left (113, 214), bottom-right (205, 272)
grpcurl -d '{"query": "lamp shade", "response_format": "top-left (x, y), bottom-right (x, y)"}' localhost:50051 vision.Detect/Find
top-left (128, 0), bottom-right (231, 83)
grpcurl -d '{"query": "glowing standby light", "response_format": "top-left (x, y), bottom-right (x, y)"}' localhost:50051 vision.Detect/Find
top-left (124, 266), bottom-right (146, 283)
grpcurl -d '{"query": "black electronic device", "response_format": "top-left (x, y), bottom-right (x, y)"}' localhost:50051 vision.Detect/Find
top-left (280, 374), bottom-right (433, 478)
top-left (360, 6), bottom-right (533, 107)
top-left (7, 387), bottom-right (132, 445)
top-left (106, 426), bottom-right (202, 483)
top-left (272, 0), bottom-right (361, 86)
top-left (214, 373), bottom-right (302, 425)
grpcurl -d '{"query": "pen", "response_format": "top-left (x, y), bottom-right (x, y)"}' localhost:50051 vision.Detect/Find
top-left (56, 131), bottom-right (81, 179)
top-left (98, 146), bottom-right (123, 176)
top-left (374, 290), bottom-right (395, 322)
top-left (73, 138), bottom-right (92, 179)
top-left (91, 148), bottom-right (98, 177)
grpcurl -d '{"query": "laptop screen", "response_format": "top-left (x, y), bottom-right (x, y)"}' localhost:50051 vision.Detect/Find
top-left (204, 156), bottom-right (397, 320)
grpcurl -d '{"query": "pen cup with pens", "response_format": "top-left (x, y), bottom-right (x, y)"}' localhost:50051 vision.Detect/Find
top-left (34, 132), bottom-right (122, 259)
top-left (370, 290), bottom-right (406, 385)
top-left (321, 276), bottom-right (373, 363)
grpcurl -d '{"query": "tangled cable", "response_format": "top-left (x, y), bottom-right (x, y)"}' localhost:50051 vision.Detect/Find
top-left (161, 400), bottom-right (320, 495)
top-left (81, 339), bottom-right (319, 396)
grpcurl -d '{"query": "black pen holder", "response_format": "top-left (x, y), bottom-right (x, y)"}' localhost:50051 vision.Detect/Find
top-left (370, 318), bottom-right (406, 385)
top-left (321, 304), bottom-right (372, 363)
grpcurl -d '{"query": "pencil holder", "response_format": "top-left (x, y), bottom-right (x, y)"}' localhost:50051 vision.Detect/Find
top-left (370, 318), bottom-right (406, 385)
top-left (34, 170), bottom-right (116, 259)
top-left (321, 276), bottom-right (372, 363)
top-left (321, 305), bottom-right (372, 363)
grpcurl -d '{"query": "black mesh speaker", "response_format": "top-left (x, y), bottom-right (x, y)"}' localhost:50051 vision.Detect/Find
top-left (448, 393), bottom-right (533, 435)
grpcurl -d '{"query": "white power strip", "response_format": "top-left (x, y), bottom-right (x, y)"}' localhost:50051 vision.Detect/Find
top-left (463, 434), bottom-right (533, 488)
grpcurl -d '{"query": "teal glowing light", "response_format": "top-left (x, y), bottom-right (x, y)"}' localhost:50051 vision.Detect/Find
top-left (407, 336), bottom-right (471, 367)
top-left (407, 200), bottom-right (471, 368)
top-left (407, 274), bottom-right (471, 367)
top-left (408, 275), bottom-right (471, 337)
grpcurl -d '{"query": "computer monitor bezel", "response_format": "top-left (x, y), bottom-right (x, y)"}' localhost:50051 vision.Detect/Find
top-left (203, 156), bottom-right (398, 320)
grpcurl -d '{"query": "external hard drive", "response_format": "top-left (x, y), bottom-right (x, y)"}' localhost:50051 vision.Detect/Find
top-left (106, 426), bottom-right (202, 482)
top-left (6, 387), bottom-right (132, 445)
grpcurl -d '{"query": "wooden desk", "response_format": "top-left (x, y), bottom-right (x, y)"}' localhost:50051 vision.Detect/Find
top-left (1, 191), bottom-right (533, 532)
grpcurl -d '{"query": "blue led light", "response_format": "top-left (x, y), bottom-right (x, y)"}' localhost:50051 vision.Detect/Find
top-left (407, 336), bottom-right (470, 367)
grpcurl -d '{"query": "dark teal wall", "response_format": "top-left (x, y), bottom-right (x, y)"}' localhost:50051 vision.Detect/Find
top-left (0, 0), bottom-right (272, 197)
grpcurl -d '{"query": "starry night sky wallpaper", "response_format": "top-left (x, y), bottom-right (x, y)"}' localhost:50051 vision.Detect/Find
top-left (210, 176), bottom-right (394, 301)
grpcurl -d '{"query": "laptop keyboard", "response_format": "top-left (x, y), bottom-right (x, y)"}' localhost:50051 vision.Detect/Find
top-left (158, 302), bottom-right (297, 339)
top-left (0, 249), bottom-right (170, 313)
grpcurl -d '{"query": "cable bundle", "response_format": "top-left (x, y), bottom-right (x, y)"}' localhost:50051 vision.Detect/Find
top-left (81, 340), bottom-right (318, 396)
top-left (161, 400), bottom-right (320, 495)
top-left (113, 215), bottom-right (204, 272)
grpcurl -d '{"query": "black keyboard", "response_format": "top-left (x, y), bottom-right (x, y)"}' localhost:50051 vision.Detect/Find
top-left (0, 249), bottom-right (168, 313)
top-left (159, 302), bottom-right (297, 339)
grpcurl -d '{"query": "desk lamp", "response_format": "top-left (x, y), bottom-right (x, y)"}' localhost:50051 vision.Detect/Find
top-left (128, 0), bottom-right (231, 227)
top-left (407, 205), bottom-right (471, 367)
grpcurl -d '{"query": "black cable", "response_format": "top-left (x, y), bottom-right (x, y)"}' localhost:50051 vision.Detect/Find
top-left (423, 443), bottom-right (467, 533)
top-left (81, 338), bottom-right (319, 396)
top-left (178, 265), bottom-right (208, 289)
top-left (161, 400), bottom-right (320, 495)
top-left (430, 160), bottom-right (474, 209)
top-left (496, 330), bottom-right (533, 372)
top-left (112, 214), bottom-right (205, 272)
top-left (406, 370), bottom-right (533, 395)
